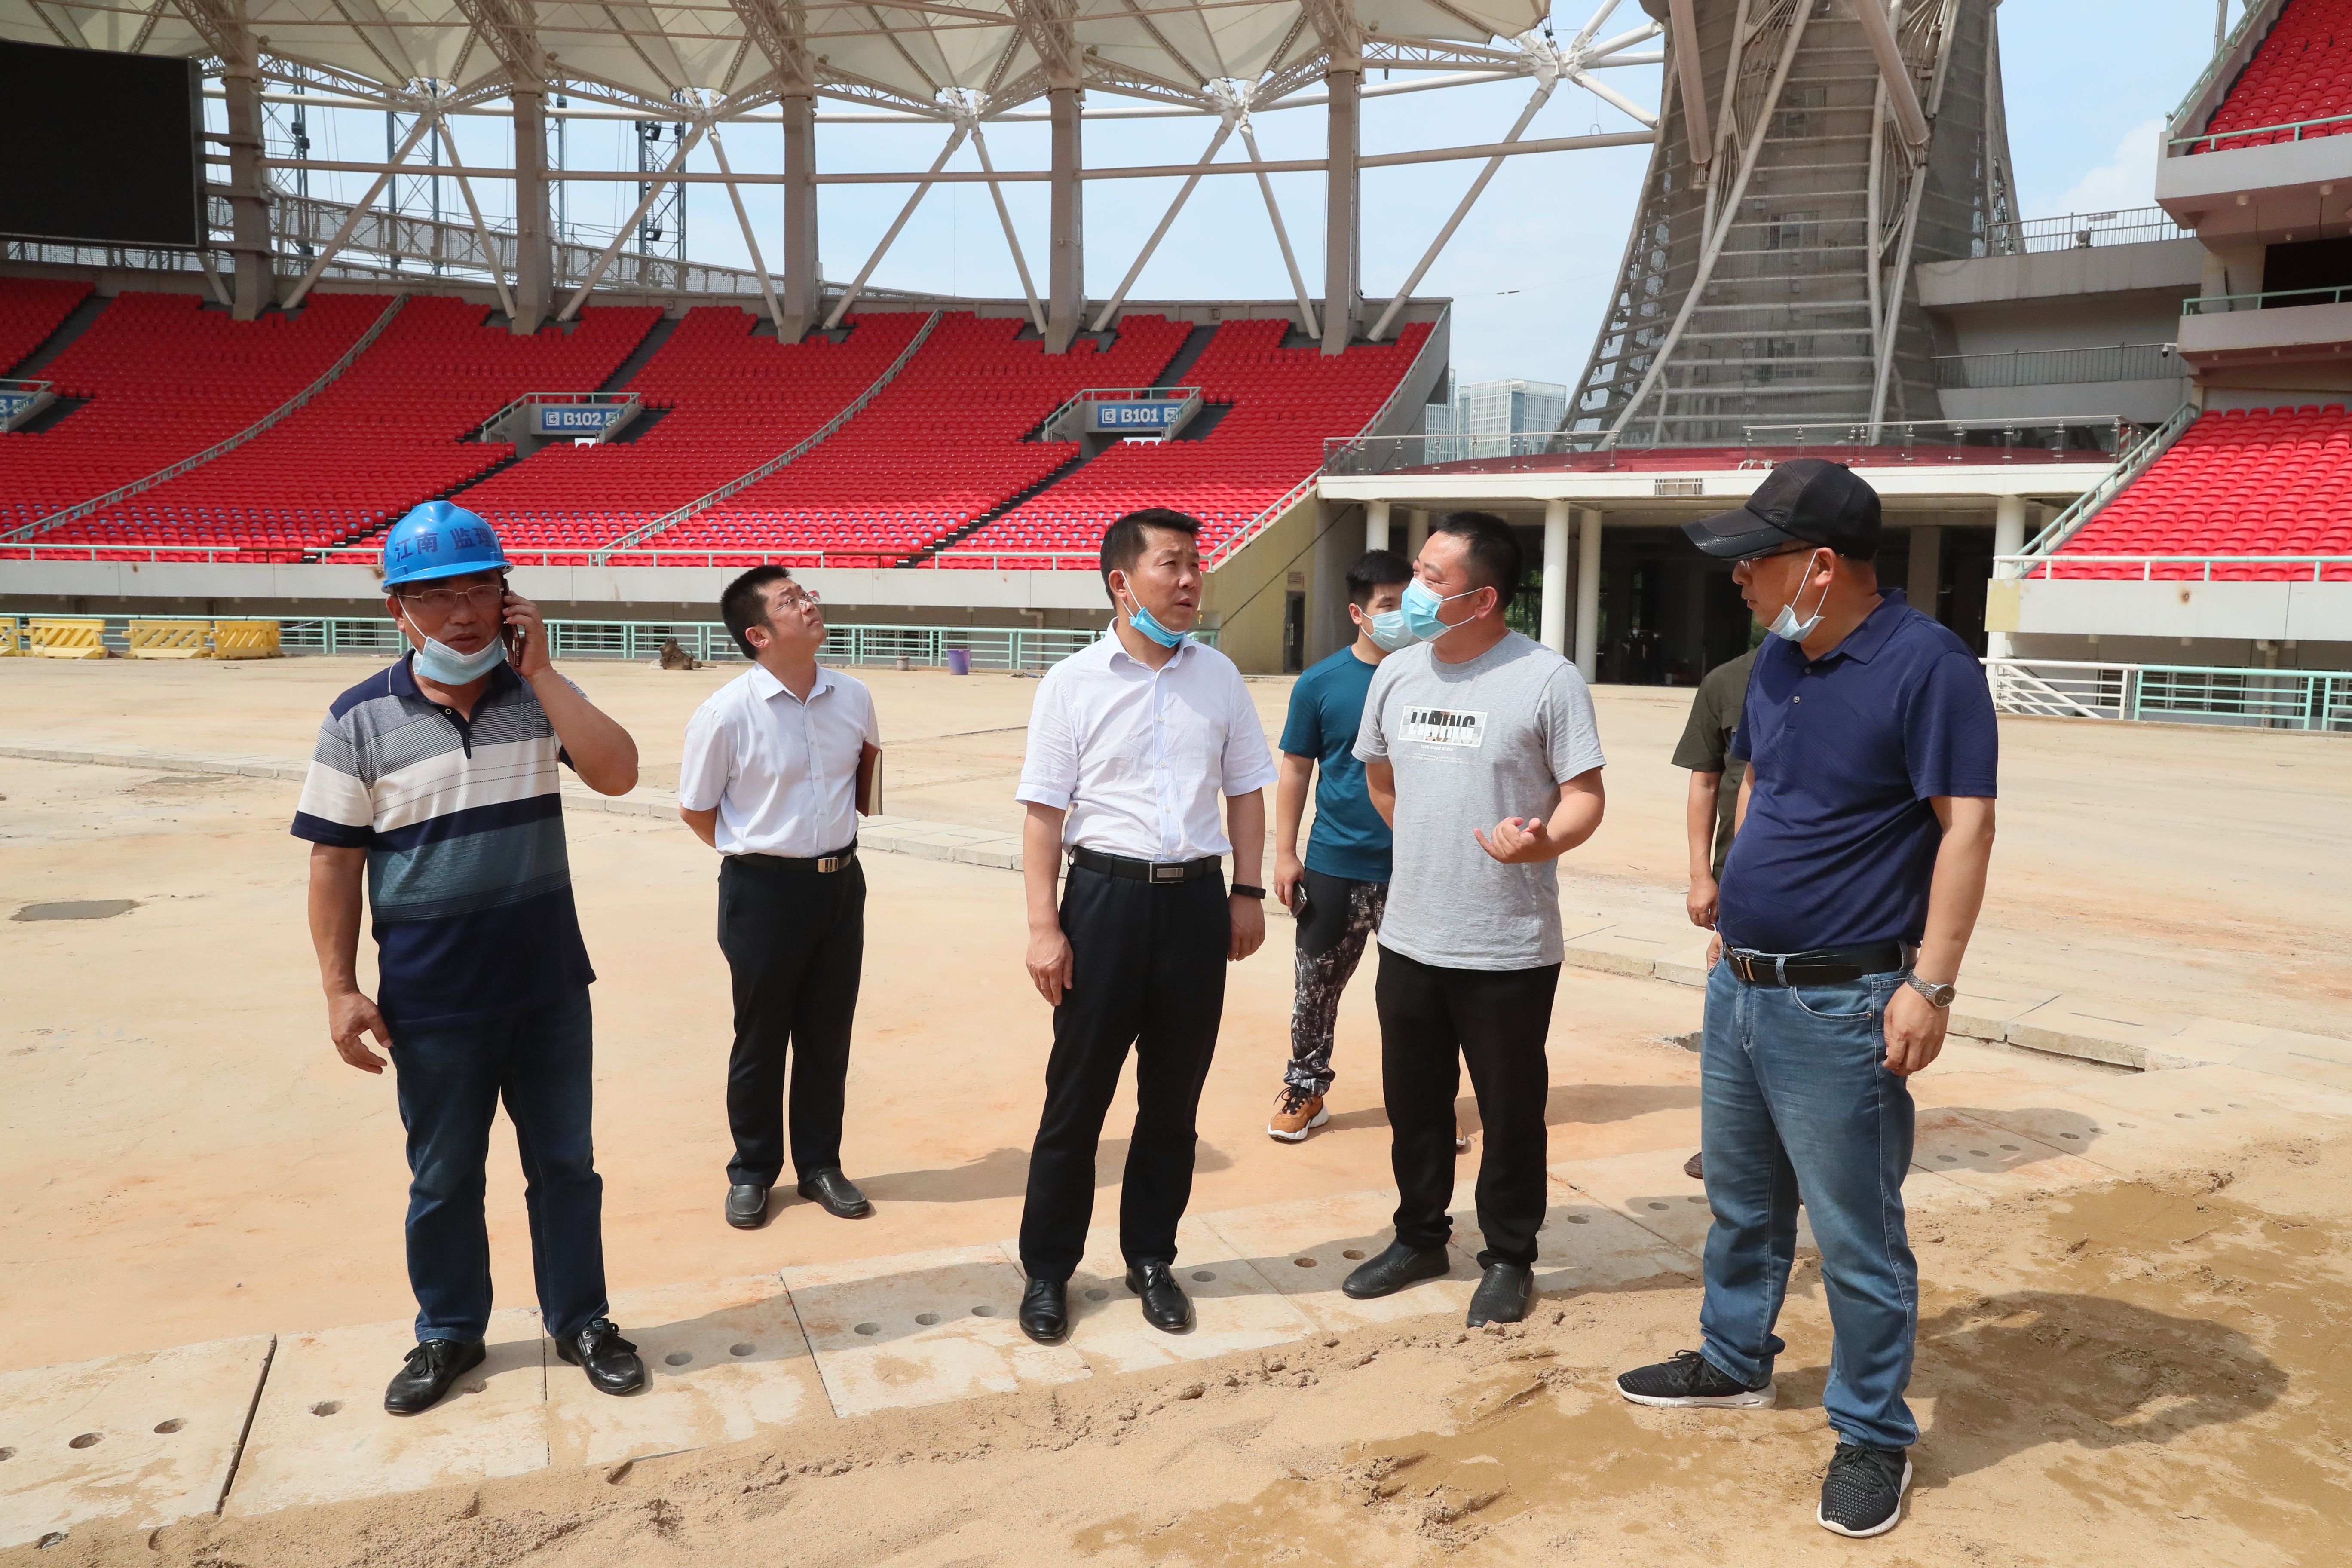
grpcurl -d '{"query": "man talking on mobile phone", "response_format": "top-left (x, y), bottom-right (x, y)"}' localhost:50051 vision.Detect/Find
top-left (293, 502), bottom-right (648, 1417)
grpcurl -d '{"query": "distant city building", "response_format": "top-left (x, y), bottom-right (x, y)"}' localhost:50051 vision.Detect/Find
top-left (1424, 373), bottom-right (1569, 461)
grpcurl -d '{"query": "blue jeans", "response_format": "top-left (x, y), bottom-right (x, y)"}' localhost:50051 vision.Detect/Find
top-left (387, 986), bottom-right (609, 1343)
top-left (1697, 960), bottom-right (1919, 1449)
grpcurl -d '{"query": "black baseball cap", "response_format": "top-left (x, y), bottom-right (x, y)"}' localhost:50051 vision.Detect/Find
top-left (1681, 458), bottom-right (1883, 561)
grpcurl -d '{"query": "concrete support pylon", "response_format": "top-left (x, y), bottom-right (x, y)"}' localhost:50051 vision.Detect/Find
top-left (1365, 498), bottom-right (1390, 551)
top-left (1575, 507), bottom-right (1602, 681)
top-left (511, 89), bottom-right (554, 333)
top-left (1047, 84), bottom-right (1084, 353)
top-left (782, 88), bottom-right (821, 339)
top-left (1541, 499), bottom-right (1571, 657)
top-left (220, 56), bottom-right (274, 319)
top-left (1988, 494), bottom-right (2026, 659)
top-left (1321, 64), bottom-right (1360, 355)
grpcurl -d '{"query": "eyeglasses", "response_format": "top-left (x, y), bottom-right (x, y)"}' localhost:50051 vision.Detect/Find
top-left (399, 582), bottom-right (506, 615)
top-left (774, 589), bottom-right (821, 609)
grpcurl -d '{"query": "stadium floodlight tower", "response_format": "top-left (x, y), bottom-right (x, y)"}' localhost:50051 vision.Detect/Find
top-left (1573, 0), bottom-right (2014, 447)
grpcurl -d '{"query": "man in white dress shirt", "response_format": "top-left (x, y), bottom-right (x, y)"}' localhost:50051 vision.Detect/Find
top-left (679, 566), bottom-right (882, 1231)
top-left (1011, 508), bottom-right (1279, 1344)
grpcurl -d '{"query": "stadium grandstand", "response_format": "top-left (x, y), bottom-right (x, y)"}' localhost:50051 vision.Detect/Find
top-left (0, 0), bottom-right (2348, 729)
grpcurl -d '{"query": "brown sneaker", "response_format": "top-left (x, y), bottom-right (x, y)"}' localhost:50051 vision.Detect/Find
top-left (1268, 1086), bottom-right (1329, 1142)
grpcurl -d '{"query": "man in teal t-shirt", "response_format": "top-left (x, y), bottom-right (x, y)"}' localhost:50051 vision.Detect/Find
top-left (1267, 548), bottom-right (1413, 1141)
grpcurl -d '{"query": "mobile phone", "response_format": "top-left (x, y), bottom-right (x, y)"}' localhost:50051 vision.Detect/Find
top-left (502, 591), bottom-right (523, 660)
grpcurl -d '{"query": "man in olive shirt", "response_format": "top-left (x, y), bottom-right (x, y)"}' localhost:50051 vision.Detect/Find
top-left (1670, 645), bottom-right (1754, 1183)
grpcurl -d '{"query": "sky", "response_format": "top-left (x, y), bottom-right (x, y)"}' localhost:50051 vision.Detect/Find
top-left (258, 1), bottom-right (2242, 390)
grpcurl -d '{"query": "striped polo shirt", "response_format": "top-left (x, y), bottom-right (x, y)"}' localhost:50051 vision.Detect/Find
top-left (289, 652), bottom-right (595, 1028)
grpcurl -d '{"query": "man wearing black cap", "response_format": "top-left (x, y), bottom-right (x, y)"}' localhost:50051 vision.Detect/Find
top-left (1613, 460), bottom-right (1997, 1541)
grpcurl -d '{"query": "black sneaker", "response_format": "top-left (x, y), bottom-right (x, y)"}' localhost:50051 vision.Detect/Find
top-left (1615, 1348), bottom-right (1775, 1409)
top-left (1817, 1442), bottom-right (1911, 1537)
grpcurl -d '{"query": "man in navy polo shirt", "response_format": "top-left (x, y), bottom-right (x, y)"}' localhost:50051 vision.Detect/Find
top-left (295, 502), bottom-right (649, 1416)
top-left (1614, 462), bottom-right (1997, 1541)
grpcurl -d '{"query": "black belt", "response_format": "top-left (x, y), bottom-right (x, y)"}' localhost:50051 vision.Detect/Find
top-left (1724, 941), bottom-right (1911, 987)
top-left (730, 842), bottom-right (858, 874)
top-left (1069, 847), bottom-right (1222, 885)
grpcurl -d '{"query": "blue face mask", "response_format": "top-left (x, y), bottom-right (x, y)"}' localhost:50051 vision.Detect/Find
top-left (1400, 577), bottom-right (1482, 643)
top-left (408, 628), bottom-right (508, 684)
top-left (1117, 580), bottom-right (1188, 648)
top-left (1766, 550), bottom-right (1832, 643)
top-left (1359, 607), bottom-right (1418, 652)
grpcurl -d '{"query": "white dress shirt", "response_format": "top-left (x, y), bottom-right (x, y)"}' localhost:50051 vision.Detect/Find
top-left (1015, 634), bottom-right (1278, 861)
top-left (679, 662), bottom-right (879, 857)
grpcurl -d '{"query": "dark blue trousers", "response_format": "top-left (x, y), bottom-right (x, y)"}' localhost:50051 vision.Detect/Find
top-left (388, 986), bottom-right (609, 1343)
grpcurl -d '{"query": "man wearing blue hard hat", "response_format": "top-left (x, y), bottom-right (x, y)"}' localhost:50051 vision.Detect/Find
top-left (291, 501), bottom-right (648, 1415)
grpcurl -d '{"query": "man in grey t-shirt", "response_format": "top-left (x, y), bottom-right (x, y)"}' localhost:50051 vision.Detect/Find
top-left (1340, 511), bottom-right (1607, 1328)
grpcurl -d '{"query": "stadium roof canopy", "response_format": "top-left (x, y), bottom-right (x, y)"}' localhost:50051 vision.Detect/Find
top-left (0, 0), bottom-right (1572, 118)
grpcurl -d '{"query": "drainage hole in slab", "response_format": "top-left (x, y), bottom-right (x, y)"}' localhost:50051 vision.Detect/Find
top-left (1999, 1144), bottom-right (2019, 1152)
top-left (1293, 1256), bottom-right (1317, 1268)
top-left (729, 1342), bottom-right (756, 1357)
top-left (68, 1433), bottom-right (102, 1449)
top-left (153, 1420), bottom-right (185, 1435)
top-left (2229, 1102), bottom-right (2248, 1109)
top-left (1083, 1289), bottom-right (1109, 1302)
top-left (1191, 1271), bottom-right (1216, 1283)
top-left (1968, 1149), bottom-right (1989, 1157)
top-left (1645, 1201), bottom-right (1669, 1211)
top-left (854, 1323), bottom-right (881, 1336)
top-left (1938, 1155), bottom-right (1957, 1162)
top-left (664, 1351), bottom-right (692, 1367)
top-left (2117, 1121), bottom-right (2137, 1128)
top-left (2202, 1107), bottom-right (2220, 1115)
top-left (1687, 1195), bottom-right (1706, 1204)
top-left (970, 1305), bottom-right (996, 1317)
top-left (2175, 1112), bottom-right (2194, 1119)
top-left (309, 1401), bottom-right (340, 1418)
top-left (1565, 1214), bottom-right (1589, 1224)
top-left (2060, 1133), bottom-right (2079, 1139)
top-left (916, 1311), bottom-right (943, 1324)
top-left (1342, 1248), bottom-right (1366, 1260)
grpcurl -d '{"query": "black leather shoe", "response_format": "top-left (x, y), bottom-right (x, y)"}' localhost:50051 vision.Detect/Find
top-left (1341, 1240), bottom-right (1453, 1300)
top-left (555, 1318), bottom-right (647, 1396)
top-left (726, 1183), bottom-right (770, 1229)
top-left (1124, 1262), bottom-right (1194, 1333)
top-left (1018, 1276), bottom-right (1069, 1344)
top-left (796, 1168), bottom-right (873, 1219)
top-left (384, 1338), bottom-right (485, 1416)
top-left (1466, 1262), bottom-right (1535, 1327)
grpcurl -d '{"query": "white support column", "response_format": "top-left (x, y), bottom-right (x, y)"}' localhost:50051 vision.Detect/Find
top-left (1365, 497), bottom-right (1390, 551)
top-left (511, 88), bottom-right (554, 333)
top-left (1405, 508), bottom-right (1429, 559)
top-left (220, 54), bottom-right (274, 318)
top-left (1575, 506), bottom-right (1602, 680)
top-left (1988, 494), bottom-right (2025, 659)
top-left (781, 87), bottom-right (821, 338)
top-left (1322, 63), bottom-right (1361, 355)
top-left (1906, 523), bottom-right (1944, 619)
top-left (1541, 498), bottom-right (1571, 656)
top-left (1047, 84), bottom-right (1085, 353)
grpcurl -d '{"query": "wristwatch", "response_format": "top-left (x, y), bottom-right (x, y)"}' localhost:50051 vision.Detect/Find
top-left (1231, 883), bottom-right (1267, 900)
top-left (1904, 973), bottom-right (1957, 1008)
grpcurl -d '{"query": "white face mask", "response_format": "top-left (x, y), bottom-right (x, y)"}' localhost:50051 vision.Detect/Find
top-left (1766, 550), bottom-right (1832, 643)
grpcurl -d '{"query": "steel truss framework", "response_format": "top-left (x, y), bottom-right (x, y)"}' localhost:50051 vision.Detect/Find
top-left (1570, 0), bottom-right (2012, 444)
top-left (3, 0), bottom-right (1662, 350)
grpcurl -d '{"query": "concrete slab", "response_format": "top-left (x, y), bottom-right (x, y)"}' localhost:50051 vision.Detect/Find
top-left (2233, 1041), bottom-right (2352, 1094)
top-left (1449, 1175), bottom-right (1697, 1300)
top-left (223, 1312), bottom-right (547, 1516)
top-left (0, 1335), bottom-right (273, 1550)
top-left (1910, 1109), bottom-right (2117, 1196)
top-left (543, 1277), bottom-right (830, 1471)
top-left (1948, 981), bottom-right (2061, 1044)
top-left (1550, 1147), bottom-right (1790, 1256)
top-left (1197, 1189), bottom-right (1479, 1330)
top-left (1960, 1088), bottom-right (2275, 1181)
top-left (997, 1219), bottom-right (1314, 1376)
top-left (780, 1245), bottom-right (1089, 1418)
top-left (2005, 995), bottom-right (2196, 1069)
top-left (1560, 924), bottom-right (1688, 980)
top-left (1653, 939), bottom-right (1716, 989)
top-left (2057, 1060), bottom-right (2352, 1121)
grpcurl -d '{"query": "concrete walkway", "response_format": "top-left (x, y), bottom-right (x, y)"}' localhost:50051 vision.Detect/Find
top-left (8, 1047), bottom-right (2352, 1550)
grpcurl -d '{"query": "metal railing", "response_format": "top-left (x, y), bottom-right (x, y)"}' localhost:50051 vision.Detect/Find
top-left (1984, 207), bottom-right (2195, 255)
top-left (470, 390), bottom-right (644, 443)
top-left (2167, 0), bottom-right (2276, 139)
top-left (1995, 552), bottom-right (2352, 581)
top-left (2016, 401), bottom-right (2201, 559)
top-left (2184, 283), bottom-right (2352, 314)
top-left (1, 613), bottom-right (1124, 671)
top-left (1324, 430), bottom-right (1579, 475)
top-left (1031, 384), bottom-right (1205, 441)
top-left (0, 294), bottom-right (410, 546)
top-left (1741, 415), bottom-right (2142, 462)
top-left (596, 309), bottom-right (943, 561)
top-left (1932, 344), bottom-right (2181, 390)
top-left (2171, 108), bottom-right (2352, 155)
top-left (1985, 657), bottom-right (2352, 732)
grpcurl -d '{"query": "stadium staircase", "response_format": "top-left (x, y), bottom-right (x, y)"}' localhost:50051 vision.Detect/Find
top-left (2036, 403), bottom-right (2352, 577)
top-left (0, 288), bottom-right (392, 545)
top-left (596, 315), bottom-right (679, 393)
top-left (2, 282), bottom-right (101, 378)
top-left (29, 298), bottom-right (660, 561)
top-left (2187, 0), bottom-right (2352, 150)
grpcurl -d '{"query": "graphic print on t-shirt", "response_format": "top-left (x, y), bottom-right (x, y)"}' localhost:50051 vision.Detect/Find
top-left (1402, 706), bottom-right (1487, 753)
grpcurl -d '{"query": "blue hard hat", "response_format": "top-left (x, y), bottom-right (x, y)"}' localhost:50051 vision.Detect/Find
top-left (382, 501), bottom-right (511, 587)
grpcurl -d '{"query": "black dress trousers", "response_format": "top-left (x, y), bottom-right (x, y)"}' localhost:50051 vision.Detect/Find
top-left (717, 851), bottom-right (866, 1187)
top-left (1017, 862), bottom-right (1230, 1283)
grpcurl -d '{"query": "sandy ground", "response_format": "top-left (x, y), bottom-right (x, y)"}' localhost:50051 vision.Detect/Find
top-left (13, 1130), bottom-right (2351, 1568)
